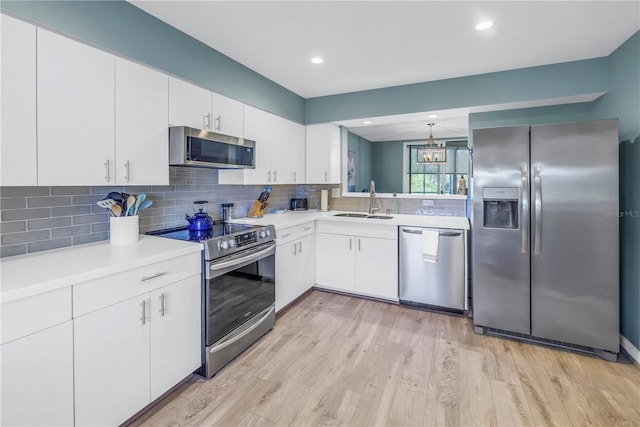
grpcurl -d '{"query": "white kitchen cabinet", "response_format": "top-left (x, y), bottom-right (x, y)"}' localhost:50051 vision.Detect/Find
top-left (275, 223), bottom-right (315, 312)
top-left (169, 76), bottom-right (212, 129)
top-left (74, 295), bottom-right (151, 427)
top-left (37, 28), bottom-right (115, 185)
top-left (1, 321), bottom-right (74, 427)
top-left (315, 221), bottom-right (398, 300)
top-left (211, 92), bottom-right (244, 137)
top-left (73, 253), bottom-right (202, 426)
top-left (316, 233), bottom-right (356, 292)
top-left (115, 57), bottom-right (169, 185)
top-left (306, 123), bottom-right (341, 184)
top-left (219, 105), bottom-right (305, 185)
top-left (149, 277), bottom-right (202, 400)
top-left (0, 14), bottom-right (37, 186)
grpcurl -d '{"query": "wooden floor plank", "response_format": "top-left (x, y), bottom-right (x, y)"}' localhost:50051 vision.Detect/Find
top-left (129, 290), bottom-right (640, 427)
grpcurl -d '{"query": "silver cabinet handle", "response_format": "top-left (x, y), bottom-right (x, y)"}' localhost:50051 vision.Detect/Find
top-left (534, 166), bottom-right (542, 255)
top-left (358, 239), bottom-right (361, 251)
top-left (325, 171), bottom-right (328, 182)
top-left (267, 170), bottom-right (271, 183)
top-left (273, 170), bottom-right (277, 183)
top-left (159, 293), bottom-right (166, 316)
top-left (303, 227), bottom-right (312, 231)
top-left (280, 233), bottom-right (291, 238)
top-left (140, 272), bottom-right (168, 282)
top-left (521, 163), bottom-right (529, 253)
top-left (124, 160), bottom-right (131, 182)
top-left (203, 113), bottom-right (211, 130)
top-left (297, 241), bottom-right (302, 254)
top-left (215, 115), bottom-right (221, 131)
top-left (292, 243), bottom-right (297, 256)
top-left (140, 300), bottom-right (147, 325)
top-left (293, 172), bottom-right (296, 183)
top-left (349, 238), bottom-right (352, 251)
top-left (104, 159), bottom-right (110, 183)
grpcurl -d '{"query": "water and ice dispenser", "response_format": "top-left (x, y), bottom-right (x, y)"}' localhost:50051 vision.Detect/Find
top-left (483, 187), bottom-right (519, 229)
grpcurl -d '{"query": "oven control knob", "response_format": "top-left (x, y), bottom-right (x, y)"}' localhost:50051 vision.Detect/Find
top-left (259, 230), bottom-right (266, 238)
top-left (220, 240), bottom-right (229, 250)
top-left (228, 239), bottom-right (236, 248)
top-left (265, 229), bottom-right (271, 237)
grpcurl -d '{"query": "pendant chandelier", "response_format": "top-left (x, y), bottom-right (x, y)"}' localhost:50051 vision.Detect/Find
top-left (417, 123), bottom-right (446, 164)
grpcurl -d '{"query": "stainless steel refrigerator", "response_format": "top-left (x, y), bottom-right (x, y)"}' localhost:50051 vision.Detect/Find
top-left (471, 120), bottom-right (619, 360)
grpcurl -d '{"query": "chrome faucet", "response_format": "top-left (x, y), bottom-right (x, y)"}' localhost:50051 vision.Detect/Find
top-left (369, 180), bottom-right (379, 214)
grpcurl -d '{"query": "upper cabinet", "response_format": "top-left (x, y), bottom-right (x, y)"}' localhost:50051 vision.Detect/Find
top-left (169, 77), bottom-right (212, 130)
top-left (211, 92), bottom-right (244, 137)
top-left (218, 106), bottom-right (305, 185)
top-left (306, 123), bottom-right (341, 184)
top-left (169, 78), bottom-right (244, 138)
top-left (37, 28), bottom-right (116, 186)
top-left (115, 58), bottom-right (169, 185)
top-left (1, 14), bottom-right (37, 186)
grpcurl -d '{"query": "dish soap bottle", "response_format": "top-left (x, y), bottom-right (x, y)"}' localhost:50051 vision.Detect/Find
top-left (458, 175), bottom-right (466, 195)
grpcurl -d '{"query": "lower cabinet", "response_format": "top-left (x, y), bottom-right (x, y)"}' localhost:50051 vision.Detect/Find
top-left (74, 275), bottom-right (201, 426)
top-left (275, 223), bottom-right (315, 312)
top-left (315, 224), bottom-right (398, 300)
top-left (0, 321), bottom-right (74, 427)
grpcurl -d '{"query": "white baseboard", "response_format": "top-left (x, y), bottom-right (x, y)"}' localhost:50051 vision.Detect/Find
top-left (620, 335), bottom-right (640, 365)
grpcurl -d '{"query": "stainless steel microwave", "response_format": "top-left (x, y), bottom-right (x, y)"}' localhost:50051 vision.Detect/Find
top-left (169, 126), bottom-right (255, 169)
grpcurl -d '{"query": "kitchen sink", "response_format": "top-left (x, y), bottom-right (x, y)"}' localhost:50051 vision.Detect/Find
top-left (366, 214), bottom-right (394, 219)
top-left (333, 212), bottom-right (369, 218)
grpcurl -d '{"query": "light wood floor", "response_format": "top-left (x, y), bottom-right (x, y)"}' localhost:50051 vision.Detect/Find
top-left (130, 290), bottom-right (640, 427)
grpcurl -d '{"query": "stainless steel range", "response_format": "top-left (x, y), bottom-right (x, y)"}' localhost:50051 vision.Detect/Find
top-left (148, 222), bottom-right (276, 378)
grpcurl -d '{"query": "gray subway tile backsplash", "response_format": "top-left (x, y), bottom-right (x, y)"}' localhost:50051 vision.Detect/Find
top-left (2, 167), bottom-right (466, 258)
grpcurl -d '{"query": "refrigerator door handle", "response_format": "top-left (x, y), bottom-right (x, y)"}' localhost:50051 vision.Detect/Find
top-left (534, 166), bottom-right (542, 255)
top-left (521, 164), bottom-right (529, 253)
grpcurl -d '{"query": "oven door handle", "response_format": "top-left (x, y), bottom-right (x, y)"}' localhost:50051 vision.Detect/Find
top-left (210, 245), bottom-right (275, 272)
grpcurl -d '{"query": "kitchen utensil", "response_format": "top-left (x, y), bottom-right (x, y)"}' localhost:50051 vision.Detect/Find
top-left (133, 193), bottom-right (146, 215)
top-left (186, 200), bottom-right (213, 230)
top-left (126, 195), bottom-right (136, 216)
top-left (138, 200), bottom-right (153, 210)
top-left (110, 205), bottom-right (122, 217)
top-left (97, 199), bottom-right (117, 209)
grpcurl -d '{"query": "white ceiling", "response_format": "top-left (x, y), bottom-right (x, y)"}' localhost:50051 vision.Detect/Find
top-left (130, 0), bottom-right (639, 140)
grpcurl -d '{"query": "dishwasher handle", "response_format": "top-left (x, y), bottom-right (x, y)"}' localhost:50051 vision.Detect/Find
top-left (401, 228), bottom-right (462, 237)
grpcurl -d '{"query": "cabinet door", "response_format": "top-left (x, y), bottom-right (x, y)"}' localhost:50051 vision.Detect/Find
top-left (1, 14), bottom-right (37, 186)
top-left (115, 57), bottom-right (169, 185)
top-left (74, 296), bottom-right (150, 427)
top-left (1, 322), bottom-right (74, 427)
top-left (305, 123), bottom-right (341, 184)
top-left (269, 114), bottom-right (293, 184)
top-left (355, 237), bottom-right (398, 300)
top-left (211, 92), bottom-right (244, 137)
top-left (149, 276), bottom-right (202, 400)
top-left (37, 28), bottom-right (115, 185)
top-left (169, 77), bottom-right (212, 129)
top-left (297, 234), bottom-right (315, 295)
top-left (277, 119), bottom-right (306, 184)
top-left (275, 241), bottom-right (299, 312)
top-left (315, 233), bottom-right (355, 292)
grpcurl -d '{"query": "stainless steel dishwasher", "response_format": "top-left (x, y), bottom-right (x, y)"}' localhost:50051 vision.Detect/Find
top-left (399, 226), bottom-right (465, 312)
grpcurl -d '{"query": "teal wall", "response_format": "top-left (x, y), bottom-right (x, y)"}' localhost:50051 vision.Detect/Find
top-left (0, 0), bottom-right (305, 123)
top-left (469, 30), bottom-right (640, 349)
top-left (347, 132), bottom-right (373, 192)
top-left (306, 58), bottom-right (607, 124)
top-left (371, 141), bottom-right (405, 194)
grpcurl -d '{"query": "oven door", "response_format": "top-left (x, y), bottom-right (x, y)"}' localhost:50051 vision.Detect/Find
top-left (206, 243), bottom-right (275, 346)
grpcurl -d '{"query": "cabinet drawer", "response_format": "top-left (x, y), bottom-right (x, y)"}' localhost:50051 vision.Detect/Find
top-left (1, 287), bottom-right (72, 345)
top-left (317, 221), bottom-right (397, 240)
top-left (276, 222), bottom-right (315, 246)
top-left (73, 253), bottom-right (201, 318)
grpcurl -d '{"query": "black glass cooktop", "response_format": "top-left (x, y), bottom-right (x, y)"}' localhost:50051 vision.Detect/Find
top-left (147, 222), bottom-right (257, 242)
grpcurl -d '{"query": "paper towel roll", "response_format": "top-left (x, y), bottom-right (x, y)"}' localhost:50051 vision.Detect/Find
top-left (320, 189), bottom-right (328, 211)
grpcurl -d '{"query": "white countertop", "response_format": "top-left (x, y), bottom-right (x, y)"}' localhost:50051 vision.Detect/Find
top-left (0, 236), bottom-right (203, 303)
top-left (231, 210), bottom-right (469, 231)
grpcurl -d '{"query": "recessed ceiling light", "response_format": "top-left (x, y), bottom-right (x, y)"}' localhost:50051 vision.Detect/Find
top-left (428, 114), bottom-right (438, 119)
top-left (363, 121), bottom-right (372, 125)
top-left (475, 21), bottom-right (493, 31)
top-left (311, 57), bottom-right (324, 64)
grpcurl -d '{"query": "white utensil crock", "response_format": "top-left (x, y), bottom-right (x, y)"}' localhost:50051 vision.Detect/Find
top-left (110, 215), bottom-right (139, 245)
